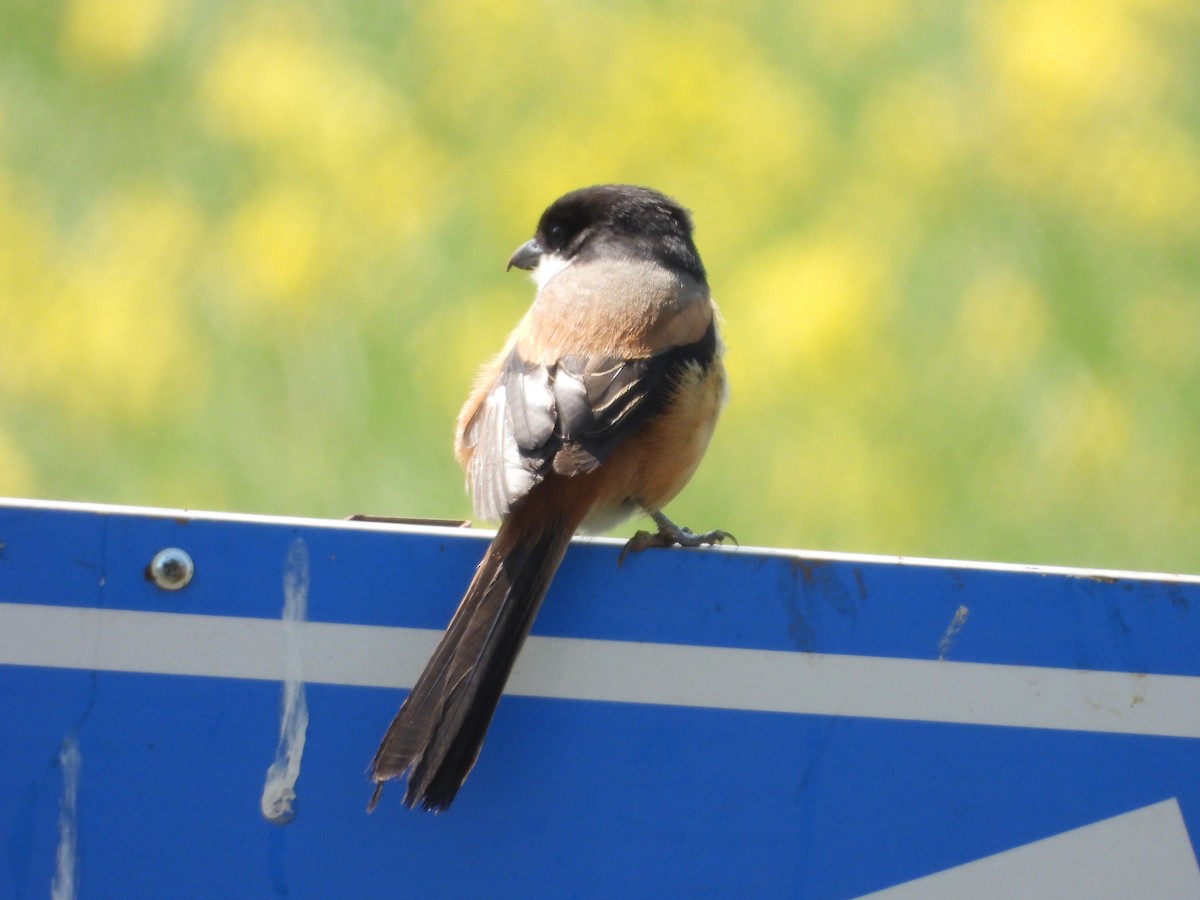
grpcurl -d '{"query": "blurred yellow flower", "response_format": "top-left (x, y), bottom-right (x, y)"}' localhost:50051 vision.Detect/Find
top-left (0, 186), bottom-right (206, 422)
top-left (224, 185), bottom-right (325, 308)
top-left (1039, 376), bottom-right (1132, 475)
top-left (729, 231), bottom-right (890, 399)
top-left (974, 0), bottom-right (1197, 246)
top-left (955, 269), bottom-right (1049, 377)
top-left (0, 174), bottom-right (59, 398)
top-left (800, 0), bottom-right (914, 61)
top-left (200, 12), bottom-right (390, 156)
top-left (50, 190), bottom-right (207, 420)
top-left (760, 407), bottom-right (930, 553)
top-left (0, 429), bottom-right (35, 496)
top-left (62, 0), bottom-right (180, 68)
top-left (979, 0), bottom-right (1165, 115)
top-left (858, 72), bottom-right (970, 190)
top-left (1070, 118), bottom-right (1200, 240)
top-left (1122, 287), bottom-right (1200, 376)
top-left (199, 10), bottom-right (445, 247)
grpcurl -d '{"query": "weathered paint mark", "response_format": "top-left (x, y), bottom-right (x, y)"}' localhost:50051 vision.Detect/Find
top-left (51, 736), bottom-right (80, 900)
top-left (852, 567), bottom-right (869, 602)
top-left (260, 537), bottom-right (310, 824)
top-left (937, 605), bottom-right (970, 661)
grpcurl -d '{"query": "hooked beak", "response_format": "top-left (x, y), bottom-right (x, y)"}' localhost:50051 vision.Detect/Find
top-left (506, 238), bottom-right (543, 272)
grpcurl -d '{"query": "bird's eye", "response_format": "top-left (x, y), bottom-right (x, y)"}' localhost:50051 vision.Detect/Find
top-left (547, 223), bottom-right (568, 247)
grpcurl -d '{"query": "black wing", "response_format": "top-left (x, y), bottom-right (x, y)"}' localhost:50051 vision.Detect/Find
top-left (461, 322), bottom-right (717, 521)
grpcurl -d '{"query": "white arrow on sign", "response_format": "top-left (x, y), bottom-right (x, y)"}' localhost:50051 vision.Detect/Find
top-left (861, 798), bottom-right (1200, 899)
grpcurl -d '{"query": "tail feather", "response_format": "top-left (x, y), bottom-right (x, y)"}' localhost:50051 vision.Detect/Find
top-left (369, 510), bottom-right (575, 812)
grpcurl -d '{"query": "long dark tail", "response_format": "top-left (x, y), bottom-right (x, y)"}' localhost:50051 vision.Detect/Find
top-left (368, 508), bottom-right (575, 812)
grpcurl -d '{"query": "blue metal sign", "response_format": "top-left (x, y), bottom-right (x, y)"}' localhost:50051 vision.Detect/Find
top-left (2, 498), bottom-right (1198, 897)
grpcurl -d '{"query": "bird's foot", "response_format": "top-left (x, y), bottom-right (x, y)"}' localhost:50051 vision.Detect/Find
top-left (618, 511), bottom-right (736, 565)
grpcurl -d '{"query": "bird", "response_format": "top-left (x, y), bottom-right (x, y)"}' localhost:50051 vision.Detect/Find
top-left (368, 184), bottom-right (730, 812)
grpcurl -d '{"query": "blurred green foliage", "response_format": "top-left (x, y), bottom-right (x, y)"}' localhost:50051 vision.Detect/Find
top-left (1, 0), bottom-right (1198, 572)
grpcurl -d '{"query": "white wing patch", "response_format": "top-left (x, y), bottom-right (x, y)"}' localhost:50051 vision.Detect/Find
top-left (467, 381), bottom-right (544, 522)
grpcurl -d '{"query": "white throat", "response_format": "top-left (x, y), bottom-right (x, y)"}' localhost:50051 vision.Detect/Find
top-left (532, 253), bottom-right (572, 290)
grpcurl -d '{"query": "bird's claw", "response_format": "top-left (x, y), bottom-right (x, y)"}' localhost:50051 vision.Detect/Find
top-left (618, 513), bottom-right (736, 565)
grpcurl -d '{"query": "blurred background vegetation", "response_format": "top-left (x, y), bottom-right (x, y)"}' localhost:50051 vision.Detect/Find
top-left (0, 0), bottom-right (1197, 572)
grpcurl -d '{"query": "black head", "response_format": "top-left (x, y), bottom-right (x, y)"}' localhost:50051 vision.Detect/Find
top-left (507, 184), bottom-right (707, 285)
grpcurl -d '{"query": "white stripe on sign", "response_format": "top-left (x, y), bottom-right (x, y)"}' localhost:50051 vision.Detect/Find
top-left (2, 602), bottom-right (1199, 739)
